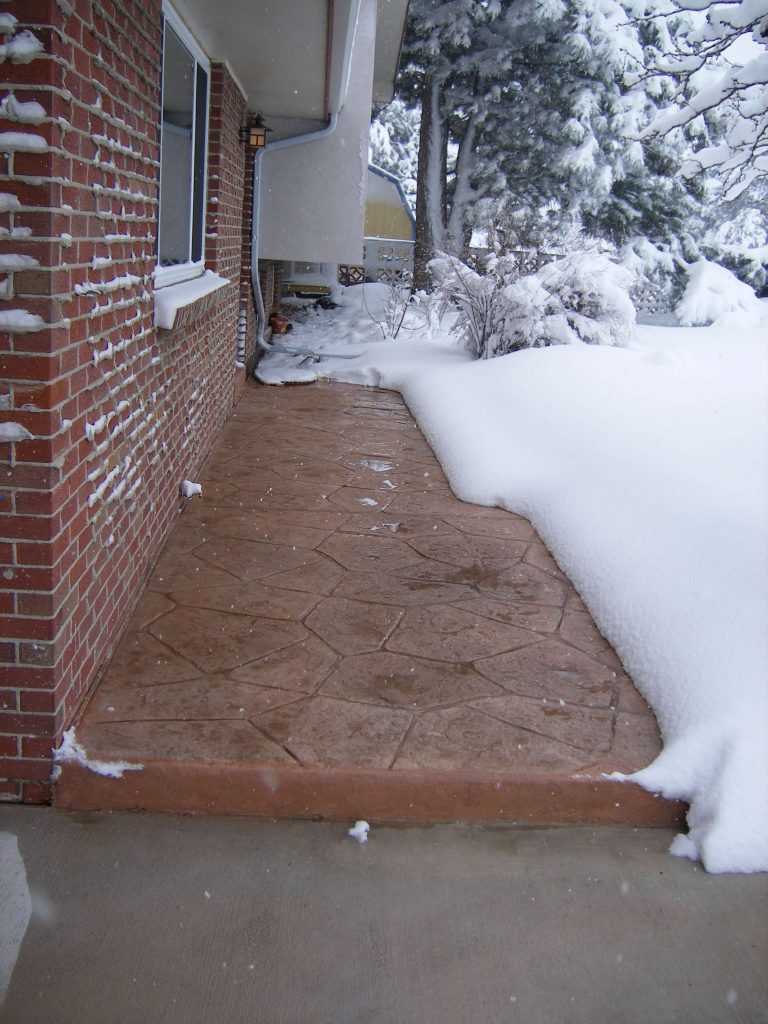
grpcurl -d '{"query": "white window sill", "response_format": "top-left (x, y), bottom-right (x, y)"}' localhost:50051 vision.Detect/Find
top-left (154, 270), bottom-right (230, 331)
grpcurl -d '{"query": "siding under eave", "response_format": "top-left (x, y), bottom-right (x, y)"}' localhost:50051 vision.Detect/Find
top-left (257, 0), bottom-right (376, 266)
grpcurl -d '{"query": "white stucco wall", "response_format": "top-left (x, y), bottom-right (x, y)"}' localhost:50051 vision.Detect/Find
top-left (258, 0), bottom-right (376, 265)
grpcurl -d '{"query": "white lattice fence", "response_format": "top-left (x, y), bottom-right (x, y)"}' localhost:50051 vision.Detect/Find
top-left (467, 248), bottom-right (564, 273)
top-left (362, 237), bottom-right (414, 282)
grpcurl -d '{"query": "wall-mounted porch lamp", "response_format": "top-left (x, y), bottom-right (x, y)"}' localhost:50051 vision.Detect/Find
top-left (240, 113), bottom-right (271, 149)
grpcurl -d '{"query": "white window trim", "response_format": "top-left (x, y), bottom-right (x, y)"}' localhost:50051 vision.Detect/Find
top-left (161, 1), bottom-right (210, 74)
top-left (156, 1), bottom-right (211, 290)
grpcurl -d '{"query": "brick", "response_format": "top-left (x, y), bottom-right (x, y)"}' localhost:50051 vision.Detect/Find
top-left (0, 735), bottom-right (18, 757)
top-left (11, 1), bottom-right (56, 26)
top-left (0, 666), bottom-right (54, 688)
top-left (0, 711), bottom-right (55, 735)
top-left (17, 591), bottom-right (55, 617)
top-left (19, 642), bottom-right (56, 667)
top-left (0, 616), bottom-right (55, 642)
top-left (14, 490), bottom-right (56, 516)
top-left (11, 438), bottom-right (58, 465)
top-left (21, 735), bottom-right (55, 758)
top-left (0, 463), bottom-right (60, 490)
top-left (15, 540), bottom-right (59, 567)
top-left (0, 514), bottom-right (55, 542)
top-left (0, 353), bottom-right (56, 380)
top-left (1, 409), bottom-right (56, 437)
top-left (11, 379), bottom-right (68, 410)
top-left (19, 689), bottom-right (55, 713)
top-left (0, 179), bottom-right (50, 208)
top-left (21, 780), bottom-right (51, 803)
top-left (15, 268), bottom-right (55, 296)
top-left (8, 151), bottom-right (54, 181)
top-left (0, 758), bottom-right (52, 781)
top-left (0, 566), bottom-right (56, 592)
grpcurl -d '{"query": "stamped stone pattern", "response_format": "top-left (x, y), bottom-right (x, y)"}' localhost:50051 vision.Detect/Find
top-left (72, 382), bottom-right (665, 813)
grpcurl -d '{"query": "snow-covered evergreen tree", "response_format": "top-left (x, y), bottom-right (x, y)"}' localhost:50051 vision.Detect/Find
top-left (700, 178), bottom-right (768, 294)
top-left (620, 0), bottom-right (768, 291)
top-left (626, 0), bottom-right (768, 201)
top-left (398, 0), bottom-right (708, 287)
top-left (369, 99), bottom-right (420, 202)
top-left (381, 0), bottom-right (767, 295)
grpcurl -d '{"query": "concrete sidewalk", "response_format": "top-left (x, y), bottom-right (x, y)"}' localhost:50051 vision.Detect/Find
top-left (1, 807), bottom-right (766, 1024)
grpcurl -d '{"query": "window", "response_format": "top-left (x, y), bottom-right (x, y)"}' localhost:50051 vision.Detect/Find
top-left (156, 5), bottom-right (209, 287)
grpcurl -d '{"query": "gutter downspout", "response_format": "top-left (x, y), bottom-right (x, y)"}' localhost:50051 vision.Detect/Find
top-left (250, 113), bottom-right (337, 356)
top-left (250, 114), bottom-right (345, 365)
top-left (248, 0), bottom-right (365, 372)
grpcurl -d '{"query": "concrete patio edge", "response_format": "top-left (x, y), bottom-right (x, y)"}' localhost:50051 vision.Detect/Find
top-left (54, 760), bottom-right (686, 826)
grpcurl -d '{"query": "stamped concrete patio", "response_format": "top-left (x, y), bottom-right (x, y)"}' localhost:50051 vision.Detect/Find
top-left (56, 381), bottom-right (682, 826)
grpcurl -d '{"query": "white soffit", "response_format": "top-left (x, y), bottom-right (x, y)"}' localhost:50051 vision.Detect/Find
top-left (169, 0), bottom-right (408, 116)
top-left (170, 0), bottom-right (330, 119)
top-left (327, 0), bottom-right (360, 113)
top-left (373, 0), bottom-right (408, 102)
top-left (258, 0), bottom-right (378, 265)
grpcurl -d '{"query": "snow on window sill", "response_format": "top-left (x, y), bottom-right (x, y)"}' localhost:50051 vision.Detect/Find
top-left (153, 270), bottom-right (230, 331)
top-left (154, 259), bottom-right (205, 290)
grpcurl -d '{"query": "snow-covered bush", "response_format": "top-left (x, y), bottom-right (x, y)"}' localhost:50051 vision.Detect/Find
top-left (356, 274), bottom-right (413, 340)
top-left (675, 260), bottom-right (768, 327)
top-left (620, 237), bottom-right (679, 310)
top-left (704, 247), bottom-right (768, 298)
top-left (428, 252), bottom-right (508, 358)
top-left (411, 287), bottom-right (448, 337)
top-left (382, 271), bottom-right (412, 339)
top-left (429, 251), bottom-right (636, 358)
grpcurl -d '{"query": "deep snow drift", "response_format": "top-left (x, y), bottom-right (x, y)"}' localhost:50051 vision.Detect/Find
top-left (257, 284), bottom-right (768, 873)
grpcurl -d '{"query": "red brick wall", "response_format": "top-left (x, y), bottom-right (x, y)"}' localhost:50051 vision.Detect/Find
top-left (240, 151), bottom-right (285, 376)
top-left (0, 1), bottom-right (249, 802)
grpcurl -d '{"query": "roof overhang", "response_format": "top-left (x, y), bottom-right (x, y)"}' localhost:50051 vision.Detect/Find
top-left (373, 0), bottom-right (408, 103)
top-left (167, 0), bottom-right (408, 118)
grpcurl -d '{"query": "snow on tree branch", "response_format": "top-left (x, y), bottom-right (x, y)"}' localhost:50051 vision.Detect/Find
top-left (632, 0), bottom-right (768, 199)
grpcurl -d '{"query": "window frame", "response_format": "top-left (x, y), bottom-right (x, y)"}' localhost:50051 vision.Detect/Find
top-left (155, 2), bottom-right (211, 290)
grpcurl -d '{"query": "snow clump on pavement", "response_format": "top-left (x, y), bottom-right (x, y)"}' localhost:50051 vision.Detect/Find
top-left (51, 728), bottom-right (143, 781)
top-left (348, 820), bottom-right (370, 844)
top-left (181, 480), bottom-right (202, 498)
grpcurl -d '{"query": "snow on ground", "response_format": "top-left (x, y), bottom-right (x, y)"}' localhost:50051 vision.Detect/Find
top-left (258, 284), bottom-right (768, 874)
top-left (675, 260), bottom-right (768, 327)
top-left (51, 728), bottom-right (143, 781)
top-left (260, 285), bottom-right (471, 385)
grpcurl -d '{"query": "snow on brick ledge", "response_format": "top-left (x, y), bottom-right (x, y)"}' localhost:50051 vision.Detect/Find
top-left (0, 308), bottom-right (45, 332)
top-left (0, 421), bottom-right (33, 442)
top-left (154, 271), bottom-right (229, 331)
top-left (0, 131), bottom-right (47, 152)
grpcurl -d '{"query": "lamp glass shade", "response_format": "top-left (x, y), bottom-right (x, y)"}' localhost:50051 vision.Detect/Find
top-left (249, 124), bottom-right (267, 148)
